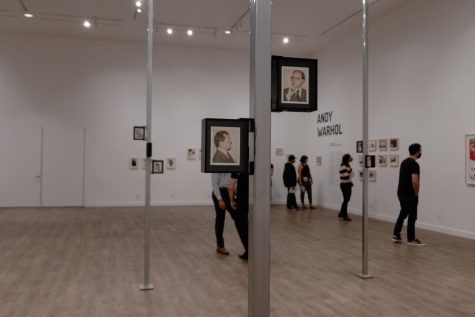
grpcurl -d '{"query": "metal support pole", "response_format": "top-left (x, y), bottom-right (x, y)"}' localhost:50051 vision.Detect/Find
top-left (139, 0), bottom-right (155, 291)
top-left (357, 0), bottom-right (373, 280)
top-left (249, 0), bottom-right (272, 316)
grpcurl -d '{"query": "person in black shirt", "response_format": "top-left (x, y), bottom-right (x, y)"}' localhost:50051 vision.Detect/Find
top-left (228, 172), bottom-right (249, 260)
top-left (298, 155), bottom-right (315, 209)
top-left (283, 155), bottom-right (299, 210)
top-left (392, 143), bottom-right (425, 246)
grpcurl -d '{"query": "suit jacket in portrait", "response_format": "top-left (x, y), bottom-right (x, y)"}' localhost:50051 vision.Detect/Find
top-left (283, 88), bottom-right (307, 102)
top-left (213, 150), bottom-right (235, 163)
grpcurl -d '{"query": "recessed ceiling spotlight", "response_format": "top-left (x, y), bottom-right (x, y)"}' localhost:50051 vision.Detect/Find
top-left (83, 20), bottom-right (92, 28)
top-left (24, 12), bottom-right (34, 18)
top-left (135, 1), bottom-right (142, 8)
top-left (224, 30), bottom-right (231, 35)
top-left (187, 29), bottom-right (193, 36)
top-left (283, 37), bottom-right (289, 44)
top-left (137, 8), bottom-right (142, 13)
top-left (166, 28), bottom-right (173, 35)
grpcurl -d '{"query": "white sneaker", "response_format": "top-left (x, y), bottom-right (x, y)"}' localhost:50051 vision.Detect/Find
top-left (406, 239), bottom-right (426, 246)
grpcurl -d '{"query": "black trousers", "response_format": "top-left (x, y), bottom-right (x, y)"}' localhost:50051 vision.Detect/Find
top-left (393, 195), bottom-right (418, 241)
top-left (212, 188), bottom-right (248, 251)
top-left (286, 187), bottom-right (298, 209)
top-left (300, 182), bottom-right (312, 205)
top-left (338, 183), bottom-right (352, 217)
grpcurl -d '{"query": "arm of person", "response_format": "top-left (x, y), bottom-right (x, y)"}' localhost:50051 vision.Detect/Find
top-left (412, 174), bottom-right (420, 196)
top-left (228, 177), bottom-right (237, 210)
top-left (211, 173), bottom-right (226, 209)
top-left (297, 164), bottom-right (303, 184)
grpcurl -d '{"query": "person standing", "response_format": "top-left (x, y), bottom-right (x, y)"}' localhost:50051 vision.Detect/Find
top-left (283, 155), bottom-right (299, 210)
top-left (392, 143), bottom-right (425, 246)
top-left (338, 154), bottom-right (354, 221)
top-left (297, 155), bottom-right (316, 209)
top-left (228, 172), bottom-right (249, 260)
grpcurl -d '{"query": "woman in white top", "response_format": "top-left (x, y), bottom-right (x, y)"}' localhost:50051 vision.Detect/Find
top-left (338, 154), bottom-right (354, 221)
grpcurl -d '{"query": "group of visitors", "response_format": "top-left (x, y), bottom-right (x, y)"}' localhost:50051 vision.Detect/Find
top-left (283, 155), bottom-right (316, 210)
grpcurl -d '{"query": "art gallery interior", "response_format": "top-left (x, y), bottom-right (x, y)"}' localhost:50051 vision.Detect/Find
top-left (1, 0), bottom-right (474, 316)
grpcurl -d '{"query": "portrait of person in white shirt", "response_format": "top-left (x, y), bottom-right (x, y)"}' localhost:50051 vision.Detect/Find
top-left (282, 68), bottom-right (309, 103)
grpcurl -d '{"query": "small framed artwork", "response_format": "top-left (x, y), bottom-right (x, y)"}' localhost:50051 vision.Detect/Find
top-left (358, 168), bottom-right (363, 181)
top-left (389, 138), bottom-right (399, 151)
top-left (378, 139), bottom-right (388, 152)
top-left (356, 140), bottom-right (363, 153)
top-left (368, 169), bottom-right (377, 182)
top-left (378, 154), bottom-right (387, 167)
top-left (275, 147), bottom-right (285, 156)
top-left (187, 148), bottom-right (197, 160)
top-left (358, 154), bottom-right (364, 167)
top-left (365, 155), bottom-right (376, 168)
top-left (271, 56), bottom-right (318, 112)
top-left (166, 158), bottom-right (176, 170)
top-left (466, 134), bottom-right (475, 185)
top-left (133, 126), bottom-right (146, 140)
top-left (129, 157), bottom-right (139, 170)
top-left (389, 154), bottom-right (399, 167)
top-left (316, 156), bottom-right (322, 166)
top-left (152, 160), bottom-right (164, 174)
top-left (369, 140), bottom-right (377, 152)
top-left (201, 118), bottom-right (250, 173)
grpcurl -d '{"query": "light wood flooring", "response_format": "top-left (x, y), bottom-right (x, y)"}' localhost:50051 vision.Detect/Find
top-left (0, 205), bottom-right (474, 317)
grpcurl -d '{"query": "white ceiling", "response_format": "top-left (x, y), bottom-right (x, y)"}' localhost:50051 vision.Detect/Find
top-left (0, 0), bottom-right (412, 56)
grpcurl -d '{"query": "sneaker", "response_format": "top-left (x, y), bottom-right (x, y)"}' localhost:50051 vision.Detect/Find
top-left (343, 216), bottom-right (352, 222)
top-left (238, 251), bottom-right (248, 260)
top-left (392, 235), bottom-right (402, 243)
top-left (309, 205), bottom-right (316, 210)
top-left (406, 239), bottom-right (426, 246)
top-left (216, 247), bottom-right (230, 255)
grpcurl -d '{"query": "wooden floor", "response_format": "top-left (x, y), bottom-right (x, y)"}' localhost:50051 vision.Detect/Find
top-left (0, 205), bottom-right (474, 317)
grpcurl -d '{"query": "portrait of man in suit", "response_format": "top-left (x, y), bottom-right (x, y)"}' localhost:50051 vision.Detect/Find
top-left (282, 68), bottom-right (308, 103)
top-left (212, 130), bottom-right (235, 163)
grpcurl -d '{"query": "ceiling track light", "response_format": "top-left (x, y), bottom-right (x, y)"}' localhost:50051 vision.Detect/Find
top-left (24, 12), bottom-right (34, 18)
top-left (224, 30), bottom-right (231, 35)
top-left (166, 28), bottom-right (173, 35)
top-left (83, 19), bottom-right (92, 28)
top-left (186, 29), bottom-right (193, 36)
top-left (283, 37), bottom-right (289, 44)
top-left (135, 1), bottom-right (142, 8)
top-left (137, 8), bottom-right (142, 13)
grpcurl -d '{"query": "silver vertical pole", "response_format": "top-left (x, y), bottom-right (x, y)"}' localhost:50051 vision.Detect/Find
top-left (82, 128), bottom-right (86, 207)
top-left (358, 0), bottom-right (373, 280)
top-left (39, 126), bottom-right (44, 207)
top-left (139, 0), bottom-right (155, 291)
top-left (249, 0), bottom-right (272, 316)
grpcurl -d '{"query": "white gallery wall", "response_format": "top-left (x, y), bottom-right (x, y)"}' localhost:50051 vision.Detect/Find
top-left (312, 0), bottom-right (475, 238)
top-left (0, 33), bottom-right (310, 207)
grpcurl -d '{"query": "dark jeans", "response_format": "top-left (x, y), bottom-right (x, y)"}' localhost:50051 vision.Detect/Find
top-left (338, 183), bottom-right (352, 217)
top-left (393, 195), bottom-right (419, 241)
top-left (300, 182), bottom-right (312, 206)
top-left (212, 188), bottom-right (248, 251)
top-left (286, 187), bottom-right (298, 209)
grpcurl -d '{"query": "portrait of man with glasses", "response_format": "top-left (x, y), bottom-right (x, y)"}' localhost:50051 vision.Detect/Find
top-left (282, 68), bottom-right (309, 103)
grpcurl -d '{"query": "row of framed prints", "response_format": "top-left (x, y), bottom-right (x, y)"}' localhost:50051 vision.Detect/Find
top-left (358, 154), bottom-right (399, 167)
top-left (358, 169), bottom-right (378, 182)
top-left (356, 138), bottom-right (399, 153)
top-left (129, 158), bottom-right (176, 173)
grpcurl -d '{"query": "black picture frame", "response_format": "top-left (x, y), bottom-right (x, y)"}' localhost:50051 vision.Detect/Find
top-left (133, 126), bottom-right (146, 140)
top-left (356, 140), bottom-right (363, 153)
top-left (201, 118), bottom-right (250, 173)
top-left (152, 160), bottom-right (164, 174)
top-left (272, 55), bottom-right (318, 112)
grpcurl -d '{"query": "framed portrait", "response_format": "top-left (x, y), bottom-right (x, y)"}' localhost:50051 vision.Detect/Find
top-left (133, 126), bottom-right (146, 141)
top-left (275, 147), bottom-right (285, 156)
top-left (358, 154), bottom-right (364, 168)
top-left (356, 140), bottom-right (363, 153)
top-left (166, 158), bottom-right (176, 170)
top-left (129, 157), bottom-right (139, 170)
top-left (466, 134), bottom-right (475, 185)
top-left (369, 140), bottom-right (377, 152)
top-left (271, 56), bottom-right (318, 112)
top-left (201, 118), bottom-right (250, 173)
top-left (378, 154), bottom-right (387, 167)
top-left (389, 154), bottom-right (399, 167)
top-left (389, 138), bottom-right (399, 151)
top-left (368, 169), bottom-right (377, 182)
top-left (152, 160), bottom-right (164, 174)
top-left (187, 148), bottom-right (197, 160)
top-left (378, 139), bottom-right (388, 152)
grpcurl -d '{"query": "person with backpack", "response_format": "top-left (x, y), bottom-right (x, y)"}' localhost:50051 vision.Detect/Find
top-left (283, 155), bottom-right (299, 210)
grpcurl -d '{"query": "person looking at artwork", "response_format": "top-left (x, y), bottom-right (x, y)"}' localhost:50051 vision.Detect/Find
top-left (392, 143), bottom-right (425, 246)
top-left (297, 155), bottom-right (315, 209)
top-left (283, 70), bottom-right (307, 102)
top-left (283, 155), bottom-right (299, 210)
top-left (338, 154), bottom-right (354, 221)
top-left (228, 172), bottom-right (249, 260)
top-left (212, 131), bottom-right (234, 163)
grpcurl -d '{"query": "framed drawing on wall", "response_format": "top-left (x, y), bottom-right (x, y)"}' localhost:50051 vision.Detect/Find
top-left (389, 154), bottom-right (399, 167)
top-left (389, 138), bottom-right (399, 151)
top-left (356, 140), bottom-right (363, 153)
top-left (378, 139), bottom-right (388, 152)
top-left (369, 140), bottom-right (377, 152)
top-left (133, 126), bottom-right (146, 140)
top-left (271, 56), bottom-right (318, 112)
top-left (201, 118), bottom-right (250, 173)
top-left (466, 134), bottom-right (475, 185)
top-left (378, 154), bottom-right (387, 167)
top-left (152, 160), bottom-right (164, 174)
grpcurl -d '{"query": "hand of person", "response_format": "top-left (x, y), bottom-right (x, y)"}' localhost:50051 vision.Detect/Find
top-left (286, 88), bottom-right (294, 101)
top-left (230, 200), bottom-right (237, 210)
top-left (218, 199), bottom-right (226, 209)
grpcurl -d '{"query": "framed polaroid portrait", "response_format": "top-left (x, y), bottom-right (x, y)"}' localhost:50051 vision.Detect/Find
top-left (378, 139), bottom-right (388, 152)
top-left (389, 154), bottom-right (399, 167)
top-left (187, 148), bottom-right (197, 160)
top-left (271, 56), bottom-right (317, 112)
top-left (152, 160), bottom-right (164, 174)
top-left (466, 134), bottom-right (475, 185)
top-left (378, 154), bottom-right (387, 167)
top-left (389, 138), bottom-right (399, 151)
top-left (275, 147), bottom-right (285, 156)
top-left (369, 140), bottom-right (376, 152)
top-left (166, 158), bottom-right (176, 170)
top-left (129, 157), bottom-right (139, 170)
top-left (133, 126), bottom-right (146, 141)
top-left (356, 140), bottom-right (363, 153)
top-left (201, 118), bottom-right (250, 173)
top-left (368, 169), bottom-right (377, 182)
